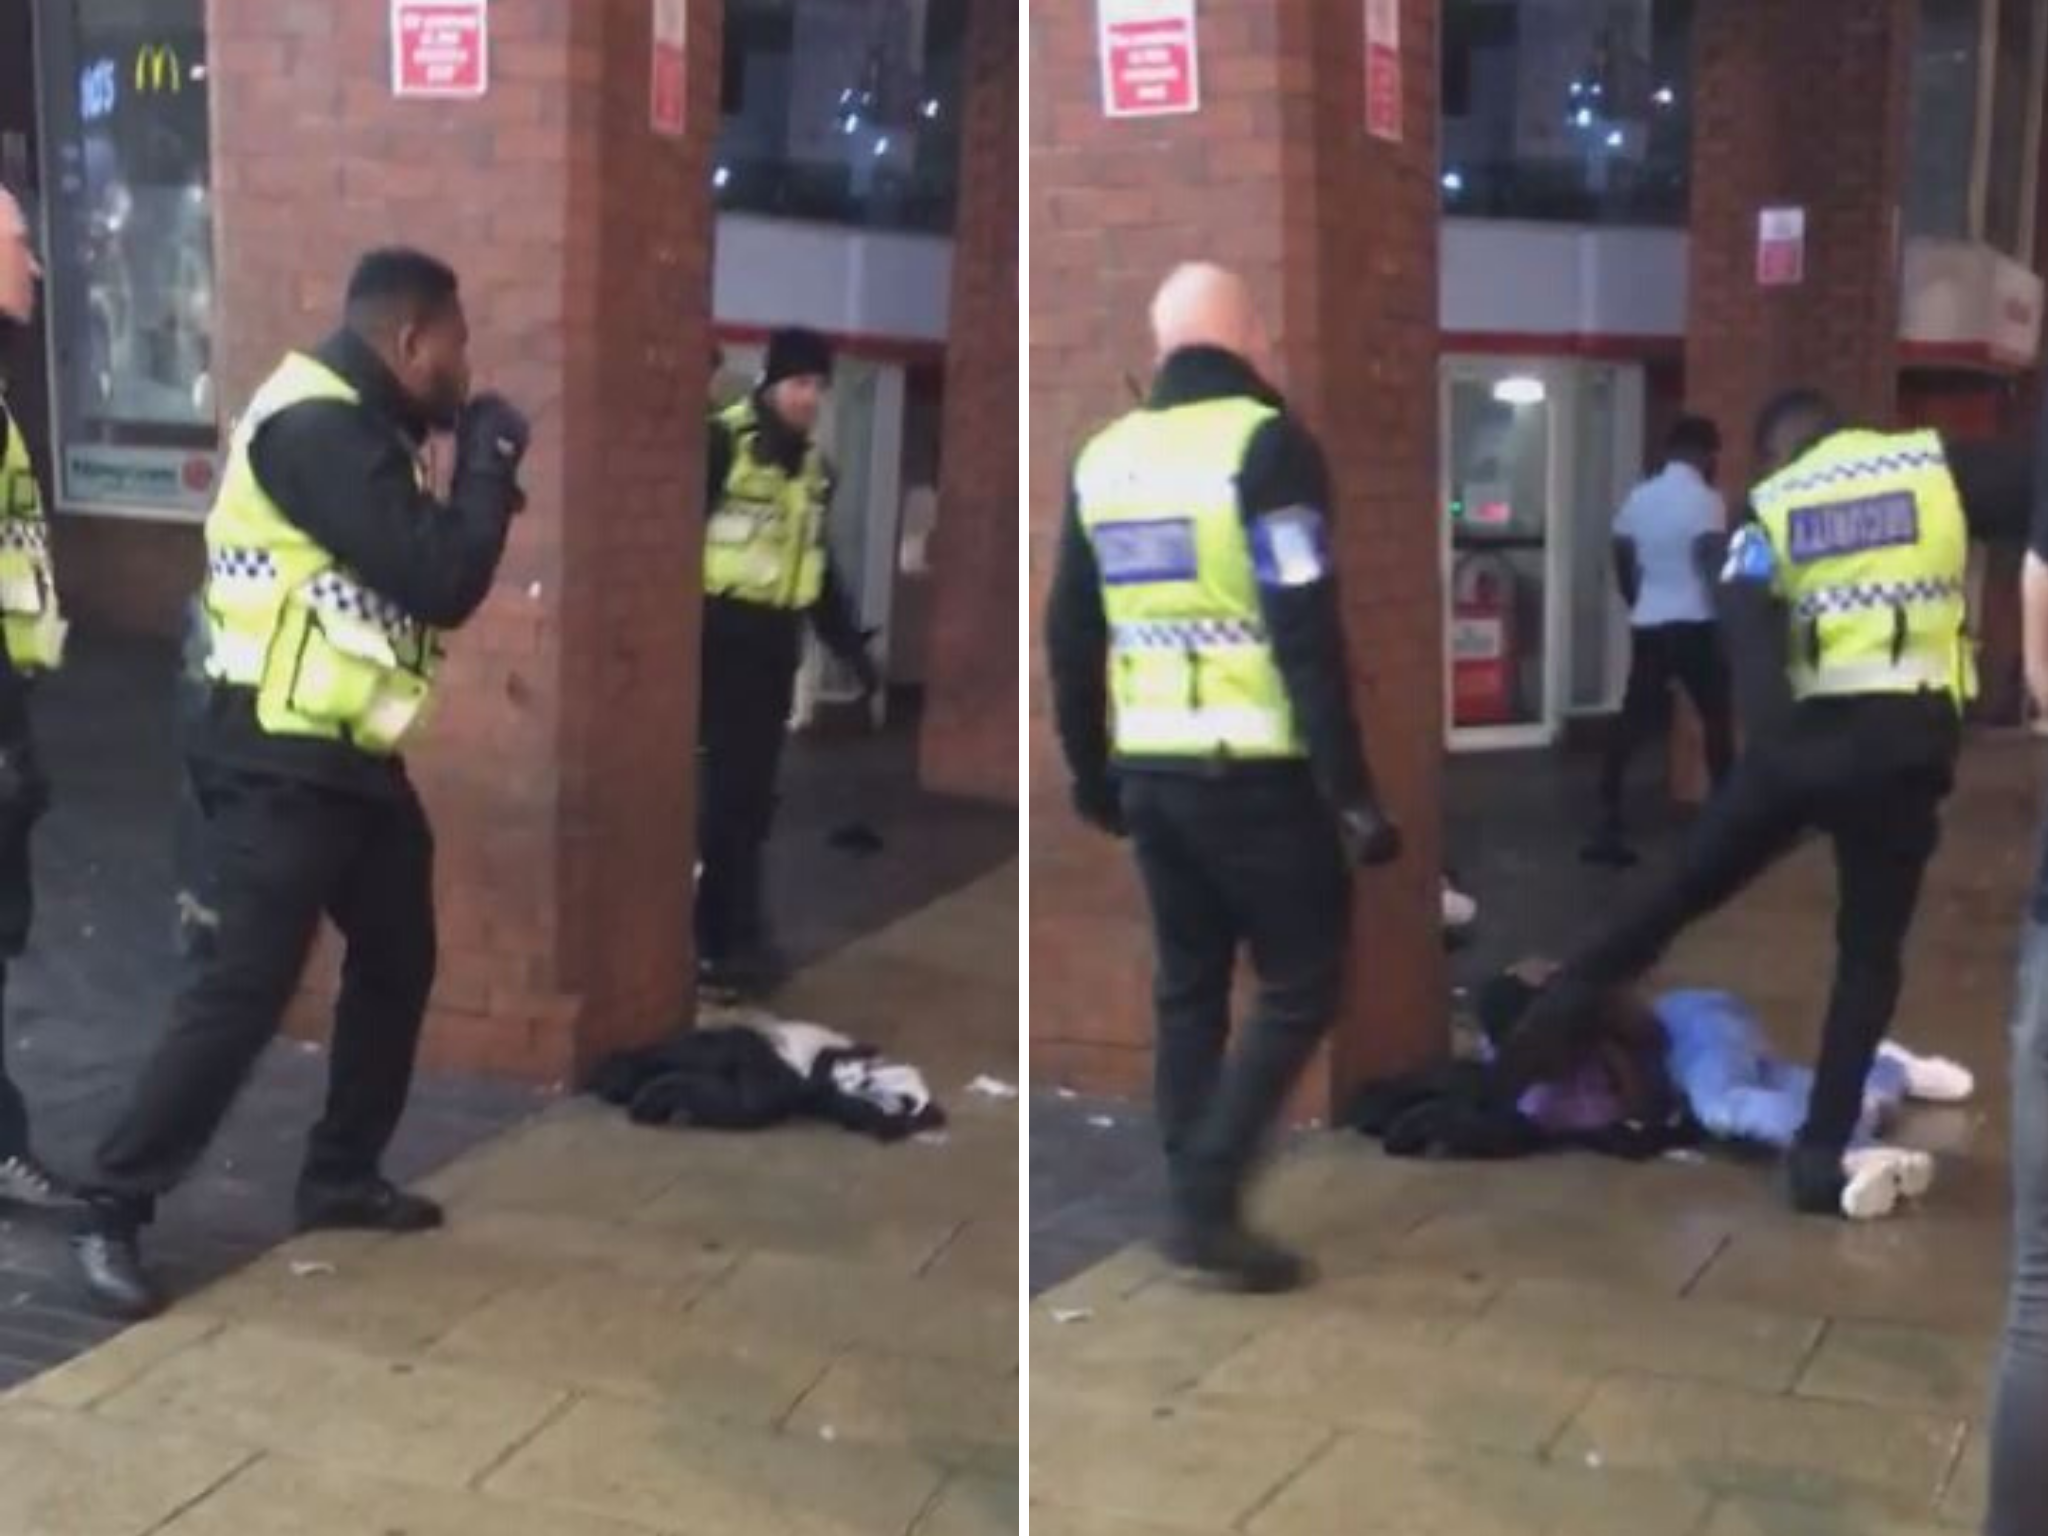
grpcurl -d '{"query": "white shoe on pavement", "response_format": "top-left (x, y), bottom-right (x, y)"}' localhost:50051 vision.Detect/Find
top-left (1839, 1146), bottom-right (1936, 1220)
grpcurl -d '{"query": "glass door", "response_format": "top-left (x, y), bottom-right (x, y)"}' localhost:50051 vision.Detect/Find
top-left (1442, 359), bottom-right (1568, 749)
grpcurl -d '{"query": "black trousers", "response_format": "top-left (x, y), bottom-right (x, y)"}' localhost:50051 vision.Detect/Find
top-left (0, 794), bottom-right (33, 1160)
top-left (1124, 769), bottom-right (1350, 1224)
top-left (1505, 694), bottom-right (1957, 1153)
top-left (1600, 621), bottom-right (1736, 824)
top-left (696, 636), bottom-right (799, 964)
top-left (91, 764), bottom-right (437, 1216)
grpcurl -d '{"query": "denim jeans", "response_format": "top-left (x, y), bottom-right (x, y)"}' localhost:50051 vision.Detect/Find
top-left (1988, 923), bottom-right (2048, 1535)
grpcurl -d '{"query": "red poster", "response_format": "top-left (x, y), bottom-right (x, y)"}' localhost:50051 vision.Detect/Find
top-left (1099, 0), bottom-right (1199, 119)
top-left (1757, 206), bottom-right (1806, 287)
top-left (391, 0), bottom-right (488, 100)
top-left (1365, 0), bottom-right (1401, 141)
top-left (651, 0), bottom-right (687, 137)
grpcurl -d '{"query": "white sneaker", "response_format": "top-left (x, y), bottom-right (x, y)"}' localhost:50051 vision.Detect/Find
top-left (1839, 1147), bottom-right (1935, 1220)
top-left (1441, 878), bottom-right (1478, 931)
top-left (0, 1152), bottom-right (72, 1211)
top-left (1880, 1044), bottom-right (1975, 1103)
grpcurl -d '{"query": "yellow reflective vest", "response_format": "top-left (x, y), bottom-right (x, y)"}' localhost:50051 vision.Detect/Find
top-left (703, 397), bottom-right (831, 610)
top-left (0, 401), bottom-right (65, 674)
top-left (202, 353), bottom-right (442, 755)
top-left (1073, 396), bottom-right (1305, 760)
top-left (1750, 427), bottom-right (1976, 709)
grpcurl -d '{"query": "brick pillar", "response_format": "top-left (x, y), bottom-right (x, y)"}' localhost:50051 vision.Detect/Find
top-left (920, 0), bottom-right (1019, 803)
top-left (209, 0), bottom-right (722, 1083)
top-left (1028, 1), bottom-right (1444, 1115)
top-left (1686, 0), bottom-right (1917, 490)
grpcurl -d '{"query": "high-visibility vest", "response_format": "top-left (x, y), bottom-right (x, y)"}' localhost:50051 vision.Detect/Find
top-left (703, 397), bottom-right (830, 610)
top-left (1751, 427), bottom-right (1976, 709)
top-left (1074, 396), bottom-right (1305, 760)
top-left (0, 403), bottom-right (65, 674)
top-left (202, 352), bottom-right (442, 755)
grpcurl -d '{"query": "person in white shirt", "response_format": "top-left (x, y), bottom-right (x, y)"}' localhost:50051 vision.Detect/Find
top-left (1586, 415), bottom-right (1734, 866)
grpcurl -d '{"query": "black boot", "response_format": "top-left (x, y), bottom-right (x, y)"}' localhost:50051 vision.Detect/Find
top-left (295, 1176), bottom-right (444, 1234)
top-left (1784, 1143), bottom-right (1850, 1218)
top-left (1162, 1214), bottom-right (1313, 1295)
top-left (71, 1202), bottom-right (162, 1320)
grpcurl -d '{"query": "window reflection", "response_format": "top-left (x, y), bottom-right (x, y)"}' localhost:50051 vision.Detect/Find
top-left (715, 0), bottom-right (965, 235)
top-left (1440, 0), bottom-right (1694, 225)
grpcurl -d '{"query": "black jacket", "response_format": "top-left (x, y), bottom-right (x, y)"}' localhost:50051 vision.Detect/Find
top-left (1044, 346), bottom-right (1375, 807)
top-left (702, 390), bottom-right (866, 673)
top-left (188, 327), bottom-right (516, 799)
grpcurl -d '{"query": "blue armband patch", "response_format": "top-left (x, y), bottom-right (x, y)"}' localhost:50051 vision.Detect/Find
top-left (1721, 525), bottom-right (1777, 586)
top-left (1250, 506), bottom-right (1331, 589)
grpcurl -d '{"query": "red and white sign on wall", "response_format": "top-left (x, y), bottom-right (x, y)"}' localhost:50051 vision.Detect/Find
top-left (1757, 206), bottom-right (1806, 287)
top-left (651, 0), bottom-right (688, 137)
top-left (1099, 0), bottom-right (1199, 120)
top-left (392, 0), bottom-right (488, 99)
top-left (1365, 0), bottom-right (1402, 142)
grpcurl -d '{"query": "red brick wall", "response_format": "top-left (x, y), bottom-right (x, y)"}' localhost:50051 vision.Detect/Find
top-left (1029, 1), bottom-right (1445, 1113)
top-left (210, 0), bottom-right (718, 1082)
top-left (1686, 0), bottom-right (1916, 490)
top-left (48, 520), bottom-right (200, 638)
top-left (919, 0), bottom-right (1019, 804)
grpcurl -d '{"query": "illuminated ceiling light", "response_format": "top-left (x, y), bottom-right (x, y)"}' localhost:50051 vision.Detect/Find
top-left (921, 98), bottom-right (940, 119)
top-left (1653, 85), bottom-right (1675, 106)
top-left (1606, 128), bottom-right (1624, 148)
top-left (874, 136), bottom-right (891, 156)
top-left (713, 165), bottom-right (731, 188)
top-left (1441, 169), bottom-right (1464, 193)
top-left (1492, 376), bottom-right (1547, 405)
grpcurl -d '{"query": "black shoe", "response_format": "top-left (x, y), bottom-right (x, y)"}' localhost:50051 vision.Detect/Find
top-left (1580, 830), bottom-right (1639, 868)
top-left (0, 1151), bottom-right (80, 1212)
top-left (71, 1223), bottom-right (163, 1321)
top-left (295, 1177), bottom-right (444, 1234)
top-left (1162, 1219), bottom-right (1314, 1295)
top-left (1785, 1144), bottom-right (1850, 1218)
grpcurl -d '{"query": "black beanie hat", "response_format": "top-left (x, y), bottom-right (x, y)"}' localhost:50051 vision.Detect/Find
top-left (763, 327), bottom-right (833, 386)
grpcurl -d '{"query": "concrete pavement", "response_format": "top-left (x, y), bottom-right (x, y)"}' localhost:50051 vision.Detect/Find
top-left (1031, 738), bottom-right (2041, 1535)
top-left (0, 866), bottom-right (1020, 1536)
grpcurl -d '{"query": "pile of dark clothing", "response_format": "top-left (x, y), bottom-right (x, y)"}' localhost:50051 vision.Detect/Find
top-left (1343, 960), bottom-right (1701, 1161)
top-left (589, 1018), bottom-right (945, 1143)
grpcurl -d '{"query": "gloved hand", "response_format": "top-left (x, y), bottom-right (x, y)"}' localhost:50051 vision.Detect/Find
top-left (1337, 800), bottom-right (1402, 867)
top-left (457, 392), bottom-right (531, 512)
top-left (1073, 776), bottom-right (1126, 838)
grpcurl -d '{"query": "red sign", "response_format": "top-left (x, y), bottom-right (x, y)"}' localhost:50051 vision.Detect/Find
top-left (1099, 0), bottom-right (1198, 119)
top-left (1757, 206), bottom-right (1806, 287)
top-left (651, 0), bottom-right (687, 136)
top-left (392, 0), bottom-right (488, 100)
top-left (1365, 0), bottom-right (1402, 142)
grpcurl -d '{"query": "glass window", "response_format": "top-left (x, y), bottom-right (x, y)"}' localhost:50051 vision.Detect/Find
top-left (1907, 0), bottom-right (1983, 239)
top-left (34, 0), bottom-right (217, 518)
top-left (715, 0), bottom-right (965, 235)
top-left (1983, 0), bottom-right (2043, 256)
top-left (1440, 0), bottom-right (1695, 225)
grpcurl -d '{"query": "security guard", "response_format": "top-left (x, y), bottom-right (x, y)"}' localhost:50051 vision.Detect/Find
top-left (0, 188), bottom-right (69, 1213)
top-left (1046, 263), bottom-right (1402, 1293)
top-left (1495, 388), bottom-right (1969, 1216)
top-left (697, 327), bottom-right (878, 998)
top-left (71, 249), bottom-right (530, 1317)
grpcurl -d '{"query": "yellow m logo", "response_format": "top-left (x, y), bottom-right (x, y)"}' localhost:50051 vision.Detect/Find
top-left (133, 44), bottom-right (182, 94)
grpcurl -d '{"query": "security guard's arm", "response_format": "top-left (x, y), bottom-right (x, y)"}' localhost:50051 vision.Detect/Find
top-left (1238, 416), bottom-right (1399, 864)
top-left (251, 400), bottom-right (519, 630)
top-left (1716, 511), bottom-right (1795, 739)
top-left (1045, 477), bottom-right (1121, 834)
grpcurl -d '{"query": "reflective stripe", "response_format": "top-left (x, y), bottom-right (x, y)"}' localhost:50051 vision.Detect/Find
top-left (1114, 704), bottom-right (1297, 754)
top-left (360, 688), bottom-right (426, 747)
top-left (207, 629), bottom-right (268, 684)
top-left (1793, 655), bottom-right (1954, 696)
top-left (1754, 442), bottom-right (1947, 505)
top-left (1792, 577), bottom-right (1966, 619)
top-left (1111, 617), bottom-right (1269, 651)
top-left (0, 521), bottom-right (47, 555)
top-left (209, 546), bottom-right (278, 583)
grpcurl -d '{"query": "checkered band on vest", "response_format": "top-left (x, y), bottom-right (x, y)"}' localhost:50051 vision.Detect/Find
top-left (1112, 617), bottom-right (1270, 651)
top-left (1760, 446), bottom-right (1947, 504)
top-left (208, 547), bottom-right (278, 583)
top-left (1792, 577), bottom-right (1967, 619)
top-left (0, 521), bottom-right (48, 556)
top-left (306, 572), bottom-right (410, 633)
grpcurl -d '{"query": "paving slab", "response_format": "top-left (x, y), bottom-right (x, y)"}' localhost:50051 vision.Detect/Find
top-left (1554, 1374), bottom-right (1966, 1515)
top-left (156, 1454), bottom-right (675, 1536)
top-left (1701, 1497), bottom-right (1964, 1536)
top-left (484, 1395), bottom-right (946, 1536)
top-left (788, 1352), bottom-right (1018, 1476)
top-left (914, 1475), bottom-right (1021, 1536)
top-left (1794, 1319), bottom-right (1996, 1416)
top-left (1246, 1434), bottom-right (1714, 1536)
top-left (0, 1400), bottom-right (253, 1536)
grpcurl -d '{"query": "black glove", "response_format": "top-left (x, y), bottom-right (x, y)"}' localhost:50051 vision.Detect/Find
top-left (457, 392), bottom-right (531, 512)
top-left (1337, 800), bottom-right (1402, 867)
top-left (1073, 777), bottom-right (1126, 838)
